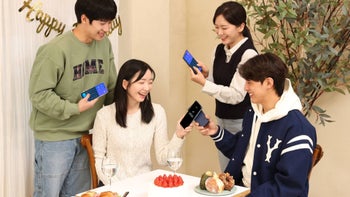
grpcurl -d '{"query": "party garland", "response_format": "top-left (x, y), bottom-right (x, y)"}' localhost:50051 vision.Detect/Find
top-left (18, 0), bottom-right (122, 37)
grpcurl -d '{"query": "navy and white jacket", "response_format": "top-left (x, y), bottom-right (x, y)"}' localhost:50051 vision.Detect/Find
top-left (211, 79), bottom-right (317, 197)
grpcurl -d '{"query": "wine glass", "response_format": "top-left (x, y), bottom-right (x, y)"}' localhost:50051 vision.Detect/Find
top-left (167, 150), bottom-right (183, 174)
top-left (101, 156), bottom-right (118, 190)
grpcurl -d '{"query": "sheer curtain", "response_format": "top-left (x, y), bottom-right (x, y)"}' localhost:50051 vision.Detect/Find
top-left (0, 1), bottom-right (119, 196)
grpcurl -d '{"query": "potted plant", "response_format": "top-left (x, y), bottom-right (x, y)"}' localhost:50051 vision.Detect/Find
top-left (240, 0), bottom-right (350, 125)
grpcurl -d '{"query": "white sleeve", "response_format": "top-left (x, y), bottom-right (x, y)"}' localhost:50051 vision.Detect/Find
top-left (202, 49), bottom-right (258, 104)
top-left (206, 48), bottom-right (216, 82)
top-left (153, 104), bottom-right (184, 165)
top-left (92, 110), bottom-right (109, 185)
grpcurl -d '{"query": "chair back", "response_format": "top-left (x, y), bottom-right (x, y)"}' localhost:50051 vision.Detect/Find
top-left (308, 144), bottom-right (324, 180)
top-left (81, 134), bottom-right (98, 189)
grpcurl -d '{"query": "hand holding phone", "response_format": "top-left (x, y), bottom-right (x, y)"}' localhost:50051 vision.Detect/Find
top-left (81, 82), bottom-right (108, 101)
top-left (180, 101), bottom-right (209, 128)
top-left (183, 50), bottom-right (202, 74)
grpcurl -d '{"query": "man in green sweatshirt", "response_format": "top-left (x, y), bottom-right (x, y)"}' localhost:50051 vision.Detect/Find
top-left (28, 0), bottom-right (117, 196)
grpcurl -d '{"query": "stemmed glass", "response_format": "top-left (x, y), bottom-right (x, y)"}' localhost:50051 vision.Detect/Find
top-left (167, 150), bottom-right (183, 174)
top-left (101, 156), bottom-right (118, 190)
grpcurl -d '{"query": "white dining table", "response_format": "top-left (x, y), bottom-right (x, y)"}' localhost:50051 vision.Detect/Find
top-left (76, 169), bottom-right (249, 197)
top-left (75, 169), bottom-right (250, 197)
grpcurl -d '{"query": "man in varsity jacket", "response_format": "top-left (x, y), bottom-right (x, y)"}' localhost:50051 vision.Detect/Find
top-left (195, 53), bottom-right (317, 197)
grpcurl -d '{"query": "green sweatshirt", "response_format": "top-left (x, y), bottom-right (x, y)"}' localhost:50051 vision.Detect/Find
top-left (29, 31), bottom-right (117, 141)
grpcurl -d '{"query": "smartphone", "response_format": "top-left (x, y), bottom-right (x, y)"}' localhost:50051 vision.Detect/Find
top-left (180, 101), bottom-right (209, 128)
top-left (81, 82), bottom-right (108, 101)
top-left (194, 110), bottom-right (209, 127)
top-left (182, 50), bottom-right (202, 74)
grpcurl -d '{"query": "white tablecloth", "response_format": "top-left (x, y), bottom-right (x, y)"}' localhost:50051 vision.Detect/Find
top-left (75, 169), bottom-right (249, 197)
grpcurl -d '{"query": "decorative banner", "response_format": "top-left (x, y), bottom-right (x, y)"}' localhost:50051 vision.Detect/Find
top-left (109, 15), bottom-right (122, 36)
top-left (18, 0), bottom-right (122, 37)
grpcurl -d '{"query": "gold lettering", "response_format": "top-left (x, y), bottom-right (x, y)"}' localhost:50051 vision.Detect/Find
top-left (55, 23), bottom-right (66, 35)
top-left (25, 8), bottom-right (35, 22)
top-left (117, 15), bottom-right (122, 36)
top-left (19, 1), bottom-right (122, 38)
top-left (32, 1), bottom-right (43, 11)
top-left (45, 17), bottom-right (58, 36)
top-left (35, 11), bottom-right (45, 33)
top-left (18, 0), bottom-right (32, 12)
top-left (37, 12), bottom-right (50, 35)
top-left (107, 15), bottom-right (122, 36)
top-left (19, 0), bottom-right (66, 37)
top-left (25, 1), bottom-right (43, 22)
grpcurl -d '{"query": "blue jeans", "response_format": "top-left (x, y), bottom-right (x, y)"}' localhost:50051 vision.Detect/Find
top-left (34, 138), bottom-right (91, 197)
top-left (216, 118), bottom-right (243, 171)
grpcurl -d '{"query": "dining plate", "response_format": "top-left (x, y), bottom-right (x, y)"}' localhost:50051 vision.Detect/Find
top-left (194, 185), bottom-right (237, 196)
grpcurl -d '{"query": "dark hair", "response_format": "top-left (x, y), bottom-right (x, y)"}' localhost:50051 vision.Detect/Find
top-left (239, 53), bottom-right (288, 96)
top-left (75, 0), bottom-right (117, 23)
top-left (213, 1), bottom-right (253, 41)
top-left (114, 59), bottom-right (156, 127)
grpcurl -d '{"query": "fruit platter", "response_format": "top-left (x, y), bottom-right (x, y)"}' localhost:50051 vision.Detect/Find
top-left (153, 174), bottom-right (184, 188)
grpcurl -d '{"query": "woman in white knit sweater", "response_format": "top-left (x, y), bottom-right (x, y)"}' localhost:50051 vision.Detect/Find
top-left (92, 59), bottom-right (192, 184)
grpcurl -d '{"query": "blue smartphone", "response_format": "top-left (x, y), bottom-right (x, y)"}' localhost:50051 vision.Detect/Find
top-left (182, 50), bottom-right (202, 74)
top-left (81, 82), bottom-right (108, 101)
top-left (194, 110), bottom-right (209, 127)
top-left (180, 101), bottom-right (209, 128)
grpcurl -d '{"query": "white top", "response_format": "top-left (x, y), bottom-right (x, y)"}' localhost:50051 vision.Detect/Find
top-left (92, 103), bottom-right (185, 184)
top-left (203, 38), bottom-right (258, 105)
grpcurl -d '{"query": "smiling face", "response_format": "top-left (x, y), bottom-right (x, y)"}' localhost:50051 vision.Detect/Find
top-left (123, 69), bottom-right (154, 105)
top-left (245, 80), bottom-right (266, 105)
top-left (245, 77), bottom-right (280, 113)
top-left (88, 20), bottom-right (112, 40)
top-left (79, 14), bottom-right (112, 43)
top-left (214, 14), bottom-right (244, 49)
top-left (245, 78), bottom-right (276, 105)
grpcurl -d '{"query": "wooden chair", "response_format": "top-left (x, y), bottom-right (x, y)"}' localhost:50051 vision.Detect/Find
top-left (236, 144), bottom-right (324, 196)
top-left (81, 134), bottom-right (98, 189)
top-left (308, 144), bottom-right (324, 180)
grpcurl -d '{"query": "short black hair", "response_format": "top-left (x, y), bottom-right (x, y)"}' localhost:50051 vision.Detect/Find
top-left (239, 53), bottom-right (288, 96)
top-left (75, 0), bottom-right (117, 23)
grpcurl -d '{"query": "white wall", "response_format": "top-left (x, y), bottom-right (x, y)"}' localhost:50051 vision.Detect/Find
top-left (309, 92), bottom-right (350, 196)
top-left (118, 0), bottom-right (189, 171)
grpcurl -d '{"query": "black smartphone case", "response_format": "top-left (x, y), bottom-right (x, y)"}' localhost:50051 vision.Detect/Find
top-left (180, 101), bottom-right (209, 128)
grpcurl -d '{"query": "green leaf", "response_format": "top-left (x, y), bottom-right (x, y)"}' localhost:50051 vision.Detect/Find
top-left (240, 0), bottom-right (350, 125)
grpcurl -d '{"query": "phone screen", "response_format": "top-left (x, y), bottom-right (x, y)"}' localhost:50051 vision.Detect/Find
top-left (81, 82), bottom-right (108, 101)
top-left (182, 50), bottom-right (202, 73)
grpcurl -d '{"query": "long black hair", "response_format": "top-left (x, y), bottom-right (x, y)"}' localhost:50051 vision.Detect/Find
top-left (114, 59), bottom-right (156, 127)
top-left (213, 1), bottom-right (253, 41)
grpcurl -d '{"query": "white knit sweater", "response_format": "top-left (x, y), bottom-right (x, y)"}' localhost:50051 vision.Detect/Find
top-left (92, 103), bottom-right (185, 184)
